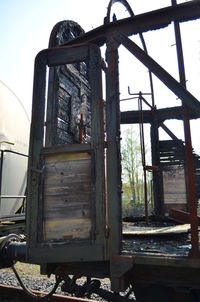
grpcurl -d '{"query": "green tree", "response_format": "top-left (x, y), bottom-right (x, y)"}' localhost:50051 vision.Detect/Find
top-left (121, 126), bottom-right (152, 216)
top-left (121, 127), bottom-right (143, 203)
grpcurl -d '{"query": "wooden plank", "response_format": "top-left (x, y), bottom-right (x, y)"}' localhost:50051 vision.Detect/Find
top-left (43, 195), bottom-right (90, 207)
top-left (60, 64), bottom-right (90, 90)
top-left (163, 166), bottom-right (187, 207)
top-left (45, 151), bottom-right (90, 162)
top-left (44, 217), bottom-right (91, 241)
top-left (41, 144), bottom-right (91, 155)
top-left (43, 152), bottom-right (92, 241)
top-left (44, 205), bottom-right (90, 219)
top-left (123, 223), bottom-right (190, 237)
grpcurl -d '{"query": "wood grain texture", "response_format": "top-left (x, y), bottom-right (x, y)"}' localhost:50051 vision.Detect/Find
top-left (44, 218), bottom-right (92, 241)
top-left (163, 166), bottom-right (187, 205)
top-left (43, 152), bottom-right (92, 241)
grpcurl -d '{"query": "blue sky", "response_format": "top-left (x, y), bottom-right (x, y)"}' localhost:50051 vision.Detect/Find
top-left (0, 0), bottom-right (200, 151)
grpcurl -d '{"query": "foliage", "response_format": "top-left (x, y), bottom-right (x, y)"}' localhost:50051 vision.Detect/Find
top-left (121, 126), bottom-right (152, 217)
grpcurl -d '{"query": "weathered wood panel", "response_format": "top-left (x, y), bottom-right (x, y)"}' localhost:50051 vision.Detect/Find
top-left (163, 166), bottom-right (187, 214)
top-left (44, 218), bottom-right (91, 241)
top-left (43, 152), bottom-right (92, 241)
top-left (160, 139), bottom-right (200, 212)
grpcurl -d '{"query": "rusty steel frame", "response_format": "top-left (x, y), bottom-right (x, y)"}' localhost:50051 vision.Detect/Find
top-left (138, 97), bottom-right (149, 225)
top-left (104, 2), bottom-right (200, 260)
top-left (60, 0), bottom-right (200, 239)
top-left (25, 0), bottom-right (200, 294)
top-left (64, 1), bottom-right (200, 48)
top-left (60, 0), bottom-right (200, 216)
top-left (116, 33), bottom-right (200, 255)
top-left (100, 2), bottom-right (200, 291)
top-left (172, 0), bottom-right (199, 257)
top-left (116, 34), bottom-right (200, 115)
top-left (106, 0), bottom-right (155, 108)
top-left (121, 106), bottom-right (199, 124)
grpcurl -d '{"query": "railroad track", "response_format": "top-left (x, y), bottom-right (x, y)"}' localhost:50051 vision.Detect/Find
top-left (0, 284), bottom-right (98, 302)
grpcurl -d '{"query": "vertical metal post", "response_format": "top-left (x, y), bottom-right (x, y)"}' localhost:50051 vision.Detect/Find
top-left (151, 108), bottom-right (163, 216)
top-left (138, 94), bottom-right (149, 224)
top-left (106, 36), bottom-right (122, 289)
top-left (172, 0), bottom-right (199, 256)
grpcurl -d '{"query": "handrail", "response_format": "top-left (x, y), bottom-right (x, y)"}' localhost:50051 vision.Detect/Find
top-left (0, 149), bottom-right (28, 216)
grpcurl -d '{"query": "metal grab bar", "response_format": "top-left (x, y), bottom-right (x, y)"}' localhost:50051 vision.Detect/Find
top-left (0, 149), bottom-right (28, 215)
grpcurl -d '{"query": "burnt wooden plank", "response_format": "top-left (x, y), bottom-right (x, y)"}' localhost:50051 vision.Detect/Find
top-left (61, 64), bottom-right (90, 91)
top-left (57, 99), bottom-right (70, 123)
top-left (57, 86), bottom-right (71, 102)
top-left (159, 139), bottom-right (185, 148)
top-left (57, 119), bottom-right (69, 131)
top-left (46, 60), bottom-right (92, 146)
top-left (59, 71), bottom-right (79, 97)
top-left (56, 132), bottom-right (73, 145)
top-left (159, 140), bottom-right (186, 168)
top-left (41, 144), bottom-right (91, 155)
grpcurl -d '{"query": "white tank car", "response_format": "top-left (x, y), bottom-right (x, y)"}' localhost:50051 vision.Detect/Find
top-left (0, 80), bottom-right (30, 217)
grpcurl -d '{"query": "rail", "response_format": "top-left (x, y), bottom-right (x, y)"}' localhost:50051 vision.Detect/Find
top-left (0, 283), bottom-right (98, 302)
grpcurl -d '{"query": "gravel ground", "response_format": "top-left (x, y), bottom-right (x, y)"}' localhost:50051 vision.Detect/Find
top-left (1, 221), bottom-right (188, 301)
top-left (0, 264), bottom-right (136, 301)
top-left (0, 264), bottom-right (117, 302)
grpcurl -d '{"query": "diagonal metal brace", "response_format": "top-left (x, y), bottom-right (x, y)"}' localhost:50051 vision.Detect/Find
top-left (115, 34), bottom-right (200, 116)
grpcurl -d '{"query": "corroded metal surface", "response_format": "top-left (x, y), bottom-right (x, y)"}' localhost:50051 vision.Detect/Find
top-left (0, 283), bottom-right (98, 302)
top-left (23, 0), bottom-right (200, 296)
top-left (64, 1), bottom-right (200, 47)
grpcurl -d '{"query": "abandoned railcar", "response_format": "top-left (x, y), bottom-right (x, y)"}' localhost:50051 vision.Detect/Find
top-left (1, 1), bottom-right (200, 301)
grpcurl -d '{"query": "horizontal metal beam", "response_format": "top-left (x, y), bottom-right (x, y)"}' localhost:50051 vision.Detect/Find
top-left (118, 35), bottom-right (200, 115)
top-left (64, 1), bottom-right (200, 47)
top-left (121, 109), bottom-right (152, 124)
top-left (121, 106), bottom-right (200, 124)
top-left (157, 106), bottom-right (200, 121)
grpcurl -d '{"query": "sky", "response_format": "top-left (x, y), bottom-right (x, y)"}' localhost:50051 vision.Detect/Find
top-left (0, 0), bottom-right (200, 152)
